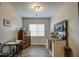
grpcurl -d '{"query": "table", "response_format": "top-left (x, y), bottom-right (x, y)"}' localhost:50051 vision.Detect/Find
top-left (4, 40), bottom-right (22, 56)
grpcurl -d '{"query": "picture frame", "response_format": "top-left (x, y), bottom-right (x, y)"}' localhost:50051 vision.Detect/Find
top-left (3, 19), bottom-right (11, 27)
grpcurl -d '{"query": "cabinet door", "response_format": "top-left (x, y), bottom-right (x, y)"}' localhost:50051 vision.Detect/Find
top-left (52, 41), bottom-right (54, 57)
top-left (54, 41), bottom-right (66, 57)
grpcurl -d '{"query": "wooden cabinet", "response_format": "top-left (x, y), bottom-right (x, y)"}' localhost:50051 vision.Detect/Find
top-left (51, 39), bottom-right (66, 57)
top-left (48, 38), bottom-right (66, 57)
top-left (18, 29), bottom-right (31, 49)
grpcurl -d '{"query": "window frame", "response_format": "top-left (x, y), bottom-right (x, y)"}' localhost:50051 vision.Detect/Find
top-left (29, 24), bottom-right (45, 36)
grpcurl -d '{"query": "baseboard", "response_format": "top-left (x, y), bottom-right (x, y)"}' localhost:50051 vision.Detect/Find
top-left (31, 43), bottom-right (45, 46)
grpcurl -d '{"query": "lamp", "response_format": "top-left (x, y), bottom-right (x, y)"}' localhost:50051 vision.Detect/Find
top-left (33, 3), bottom-right (41, 16)
top-left (34, 5), bottom-right (40, 12)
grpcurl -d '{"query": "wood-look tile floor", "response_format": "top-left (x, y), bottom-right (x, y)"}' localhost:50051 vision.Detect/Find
top-left (20, 45), bottom-right (51, 57)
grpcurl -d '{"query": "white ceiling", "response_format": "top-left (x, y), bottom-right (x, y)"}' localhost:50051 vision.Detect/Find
top-left (11, 2), bottom-right (65, 18)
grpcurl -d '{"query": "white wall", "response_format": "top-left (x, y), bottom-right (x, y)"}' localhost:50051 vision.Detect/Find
top-left (23, 18), bottom-right (50, 45)
top-left (50, 2), bottom-right (79, 56)
top-left (0, 2), bottom-right (22, 43)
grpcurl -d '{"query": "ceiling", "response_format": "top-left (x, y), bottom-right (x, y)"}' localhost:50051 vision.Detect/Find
top-left (11, 2), bottom-right (65, 18)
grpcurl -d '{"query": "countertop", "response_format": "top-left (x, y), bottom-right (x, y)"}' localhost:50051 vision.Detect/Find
top-left (4, 40), bottom-right (22, 45)
top-left (48, 37), bottom-right (66, 41)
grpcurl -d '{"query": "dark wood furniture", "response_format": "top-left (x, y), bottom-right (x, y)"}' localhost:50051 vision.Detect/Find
top-left (64, 46), bottom-right (73, 57)
top-left (18, 29), bottom-right (31, 49)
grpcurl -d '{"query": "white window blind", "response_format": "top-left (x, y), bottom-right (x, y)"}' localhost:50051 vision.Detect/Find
top-left (29, 24), bottom-right (45, 36)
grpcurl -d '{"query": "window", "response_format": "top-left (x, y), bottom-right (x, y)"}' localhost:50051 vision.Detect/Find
top-left (29, 24), bottom-right (45, 36)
